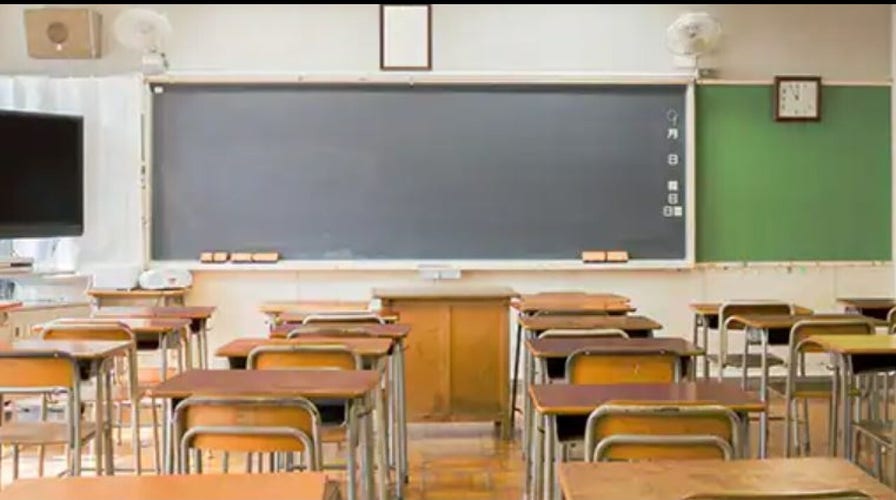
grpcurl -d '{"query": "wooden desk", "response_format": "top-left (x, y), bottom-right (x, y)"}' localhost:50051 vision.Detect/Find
top-left (0, 472), bottom-right (341, 500)
top-left (374, 285), bottom-right (518, 439)
top-left (35, 317), bottom-right (191, 380)
top-left (528, 381), bottom-right (765, 500)
top-left (513, 293), bottom-right (633, 315)
top-left (87, 288), bottom-right (188, 307)
top-left (93, 307), bottom-right (216, 368)
top-left (518, 315), bottom-right (661, 338)
top-left (269, 320), bottom-right (410, 487)
top-left (260, 300), bottom-right (370, 316)
top-left (526, 337), bottom-right (700, 359)
top-left (724, 312), bottom-right (881, 458)
top-left (270, 323), bottom-right (410, 340)
top-left (838, 297), bottom-right (896, 321)
top-left (809, 334), bottom-right (896, 461)
top-left (0, 301), bottom-right (91, 341)
top-left (557, 457), bottom-right (895, 500)
top-left (216, 337), bottom-right (392, 369)
top-left (278, 310), bottom-right (400, 325)
top-left (9, 339), bottom-right (135, 476)
top-left (150, 369), bottom-right (383, 500)
top-left (0, 301), bottom-right (21, 311)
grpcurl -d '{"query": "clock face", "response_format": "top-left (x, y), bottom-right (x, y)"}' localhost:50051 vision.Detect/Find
top-left (776, 78), bottom-right (820, 120)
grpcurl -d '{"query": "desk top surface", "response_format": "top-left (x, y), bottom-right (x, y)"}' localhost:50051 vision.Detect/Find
top-left (373, 286), bottom-right (518, 300)
top-left (557, 457), bottom-right (895, 500)
top-left (838, 297), bottom-right (896, 310)
top-left (260, 300), bottom-right (373, 315)
top-left (270, 323), bottom-right (410, 340)
top-left (7, 339), bottom-right (132, 359)
top-left (526, 337), bottom-right (701, 358)
top-left (36, 317), bottom-right (192, 334)
top-left (810, 334), bottom-right (896, 355)
top-left (689, 302), bottom-right (813, 316)
top-left (87, 288), bottom-right (188, 298)
top-left (519, 315), bottom-right (660, 331)
top-left (216, 337), bottom-right (393, 358)
top-left (529, 381), bottom-right (764, 415)
top-left (93, 306), bottom-right (215, 320)
top-left (149, 369), bottom-right (379, 399)
top-left (0, 472), bottom-right (338, 500)
top-left (730, 313), bottom-right (885, 329)
top-left (513, 293), bottom-right (632, 313)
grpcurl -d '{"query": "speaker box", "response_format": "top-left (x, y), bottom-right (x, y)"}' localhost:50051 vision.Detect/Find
top-left (24, 8), bottom-right (102, 59)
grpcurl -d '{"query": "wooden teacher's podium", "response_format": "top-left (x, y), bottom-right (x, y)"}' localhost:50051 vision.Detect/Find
top-left (374, 285), bottom-right (517, 439)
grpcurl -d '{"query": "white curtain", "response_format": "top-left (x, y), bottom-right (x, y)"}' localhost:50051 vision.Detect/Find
top-left (0, 74), bottom-right (144, 271)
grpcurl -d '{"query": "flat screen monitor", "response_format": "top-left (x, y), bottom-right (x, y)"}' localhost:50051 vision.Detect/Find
top-left (0, 110), bottom-right (84, 238)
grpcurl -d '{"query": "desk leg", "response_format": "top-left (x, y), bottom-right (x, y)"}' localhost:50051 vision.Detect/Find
top-left (509, 321), bottom-right (523, 437)
top-left (374, 382), bottom-right (389, 500)
top-left (92, 359), bottom-right (106, 475)
top-left (103, 359), bottom-right (115, 475)
top-left (843, 355), bottom-right (854, 462)
top-left (531, 405), bottom-right (544, 500)
top-left (829, 363), bottom-right (840, 457)
top-left (199, 319), bottom-right (209, 369)
top-left (692, 314), bottom-right (702, 377)
top-left (522, 328), bottom-right (534, 458)
top-left (347, 400), bottom-right (358, 500)
top-left (362, 396), bottom-right (375, 500)
top-left (176, 328), bottom-right (186, 371)
top-left (542, 414), bottom-right (555, 500)
top-left (396, 340), bottom-right (408, 486)
top-left (159, 333), bottom-right (168, 382)
top-left (162, 397), bottom-right (174, 474)
top-left (128, 347), bottom-right (142, 475)
top-left (759, 327), bottom-right (769, 459)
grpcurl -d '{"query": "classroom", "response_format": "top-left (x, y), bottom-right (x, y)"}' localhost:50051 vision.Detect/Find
top-left (0, 3), bottom-right (894, 500)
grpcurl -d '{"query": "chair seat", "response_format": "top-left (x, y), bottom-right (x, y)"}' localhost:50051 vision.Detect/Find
top-left (0, 420), bottom-right (96, 445)
top-left (706, 353), bottom-right (785, 368)
top-left (854, 420), bottom-right (896, 446)
top-left (768, 377), bottom-right (835, 398)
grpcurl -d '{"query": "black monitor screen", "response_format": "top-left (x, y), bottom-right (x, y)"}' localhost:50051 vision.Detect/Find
top-left (0, 110), bottom-right (84, 238)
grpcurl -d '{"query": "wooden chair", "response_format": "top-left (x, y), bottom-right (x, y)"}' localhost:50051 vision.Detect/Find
top-left (247, 344), bottom-right (361, 470)
top-left (682, 491), bottom-right (872, 500)
top-left (584, 403), bottom-right (740, 462)
top-left (538, 329), bottom-right (629, 382)
top-left (42, 320), bottom-right (158, 474)
top-left (708, 301), bottom-right (793, 381)
top-left (0, 351), bottom-right (96, 485)
top-left (565, 349), bottom-right (680, 384)
top-left (174, 396), bottom-right (322, 474)
top-left (766, 319), bottom-right (875, 458)
top-left (301, 313), bottom-right (384, 325)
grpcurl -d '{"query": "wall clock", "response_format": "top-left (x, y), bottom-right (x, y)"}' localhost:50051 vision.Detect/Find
top-left (774, 76), bottom-right (821, 121)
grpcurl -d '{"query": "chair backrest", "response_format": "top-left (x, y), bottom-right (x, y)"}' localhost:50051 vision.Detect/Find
top-left (301, 312), bottom-right (384, 325)
top-left (286, 326), bottom-right (374, 340)
top-left (584, 403), bottom-right (740, 462)
top-left (790, 319), bottom-right (875, 355)
top-left (248, 344), bottom-right (361, 371)
top-left (681, 491), bottom-right (872, 500)
top-left (565, 349), bottom-right (679, 384)
top-left (888, 306), bottom-right (896, 334)
top-left (0, 351), bottom-right (78, 391)
top-left (174, 396), bottom-right (321, 471)
top-left (720, 301), bottom-right (794, 330)
top-left (41, 320), bottom-right (135, 342)
top-left (540, 328), bottom-right (629, 339)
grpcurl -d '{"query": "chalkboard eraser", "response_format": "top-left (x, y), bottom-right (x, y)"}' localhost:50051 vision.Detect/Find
top-left (200, 252), bottom-right (214, 263)
top-left (213, 252), bottom-right (230, 263)
top-left (582, 251), bottom-right (607, 263)
top-left (607, 251), bottom-right (629, 262)
top-left (231, 252), bottom-right (254, 263)
top-left (252, 252), bottom-right (280, 263)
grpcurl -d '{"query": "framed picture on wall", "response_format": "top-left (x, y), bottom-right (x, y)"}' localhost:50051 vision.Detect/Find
top-left (380, 4), bottom-right (432, 71)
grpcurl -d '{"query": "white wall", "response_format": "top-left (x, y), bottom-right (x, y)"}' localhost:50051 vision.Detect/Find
top-left (0, 4), bottom-right (889, 80)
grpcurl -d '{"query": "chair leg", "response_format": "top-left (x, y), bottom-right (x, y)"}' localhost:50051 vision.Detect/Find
top-left (38, 394), bottom-right (47, 477)
top-left (801, 398), bottom-right (811, 455)
top-left (151, 400), bottom-right (160, 475)
top-left (11, 446), bottom-right (18, 481)
top-left (246, 453), bottom-right (253, 473)
top-left (222, 452), bottom-right (229, 473)
top-left (784, 397), bottom-right (794, 458)
top-left (131, 401), bottom-right (141, 475)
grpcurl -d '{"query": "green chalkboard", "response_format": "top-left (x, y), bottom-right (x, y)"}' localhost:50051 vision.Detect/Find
top-left (696, 85), bottom-right (891, 262)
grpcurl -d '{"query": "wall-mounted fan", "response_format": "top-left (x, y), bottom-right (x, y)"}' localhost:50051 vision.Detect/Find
top-left (666, 12), bottom-right (722, 74)
top-left (113, 8), bottom-right (172, 75)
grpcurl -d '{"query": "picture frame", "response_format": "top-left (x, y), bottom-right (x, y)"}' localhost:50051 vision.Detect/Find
top-left (380, 4), bottom-right (432, 71)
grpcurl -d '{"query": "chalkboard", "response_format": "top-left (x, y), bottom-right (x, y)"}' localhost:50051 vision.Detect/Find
top-left (697, 85), bottom-right (891, 261)
top-left (151, 83), bottom-right (688, 260)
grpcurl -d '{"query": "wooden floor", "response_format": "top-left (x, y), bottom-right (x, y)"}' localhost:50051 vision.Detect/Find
top-left (0, 394), bottom-right (887, 499)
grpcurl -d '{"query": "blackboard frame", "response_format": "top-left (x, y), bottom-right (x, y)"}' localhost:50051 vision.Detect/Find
top-left (143, 74), bottom-right (696, 269)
